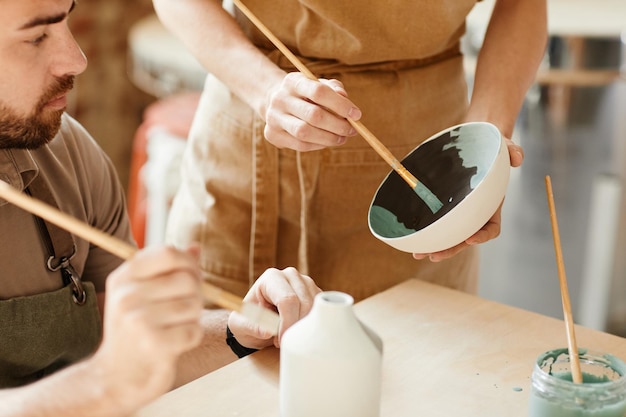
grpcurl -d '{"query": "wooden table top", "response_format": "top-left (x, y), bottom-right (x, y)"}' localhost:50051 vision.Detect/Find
top-left (133, 279), bottom-right (626, 417)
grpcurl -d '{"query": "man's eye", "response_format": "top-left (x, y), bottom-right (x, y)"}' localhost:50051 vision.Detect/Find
top-left (28, 33), bottom-right (48, 46)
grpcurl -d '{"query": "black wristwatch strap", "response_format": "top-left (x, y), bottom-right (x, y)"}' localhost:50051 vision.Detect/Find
top-left (226, 325), bottom-right (258, 358)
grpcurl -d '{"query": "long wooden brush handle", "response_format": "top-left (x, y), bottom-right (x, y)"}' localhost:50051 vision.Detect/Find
top-left (230, 0), bottom-right (419, 189)
top-left (545, 175), bottom-right (583, 384)
top-left (0, 179), bottom-right (243, 313)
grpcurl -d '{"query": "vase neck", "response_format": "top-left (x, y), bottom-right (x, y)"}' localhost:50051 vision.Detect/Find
top-left (312, 291), bottom-right (357, 321)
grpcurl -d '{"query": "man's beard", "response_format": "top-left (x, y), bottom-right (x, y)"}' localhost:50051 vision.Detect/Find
top-left (0, 76), bottom-right (75, 150)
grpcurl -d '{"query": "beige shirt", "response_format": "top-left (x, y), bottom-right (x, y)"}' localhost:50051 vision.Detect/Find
top-left (0, 114), bottom-right (133, 299)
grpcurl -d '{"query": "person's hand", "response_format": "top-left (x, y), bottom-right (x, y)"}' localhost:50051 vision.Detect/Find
top-left (263, 72), bottom-right (362, 151)
top-left (227, 267), bottom-right (321, 350)
top-left (506, 136), bottom-right (524, 168)
top-left (411, 135), bottom-right (522, 262)
top-left (89, 246), bottom-right (204, 409)
top-left (412, 200), bottom-right (504, 262)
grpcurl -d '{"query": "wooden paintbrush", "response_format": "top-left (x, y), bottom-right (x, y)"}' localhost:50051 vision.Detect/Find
top-left (545, 175), bottom-right (583, 383)
top-left (0, 179), bottom-right (280, 335)
top-left (231, 0), bottom-right (443, 214)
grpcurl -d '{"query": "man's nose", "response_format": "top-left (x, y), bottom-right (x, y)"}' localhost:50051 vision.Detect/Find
top-left (51, 27), bottom-right (88, 77)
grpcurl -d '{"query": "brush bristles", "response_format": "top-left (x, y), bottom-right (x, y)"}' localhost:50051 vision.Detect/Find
top-left (414, 182), bottom-right (443, 213)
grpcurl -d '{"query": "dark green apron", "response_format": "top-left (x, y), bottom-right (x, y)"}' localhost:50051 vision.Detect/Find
top-left (0, 175), bottom-right (101, 388)
top-left (0, 283), bottom-right (101, 387)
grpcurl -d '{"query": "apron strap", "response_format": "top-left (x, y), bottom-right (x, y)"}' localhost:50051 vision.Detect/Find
top-left (25, 175), bottom-right (86, 305)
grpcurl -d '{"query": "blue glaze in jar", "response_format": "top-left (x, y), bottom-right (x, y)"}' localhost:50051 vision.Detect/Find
top-left (529, 348), bottom-right (626, 417)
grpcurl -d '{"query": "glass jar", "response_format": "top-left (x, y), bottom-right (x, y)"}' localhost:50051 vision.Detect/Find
top-left (529, 348), bottom-right (626, 417)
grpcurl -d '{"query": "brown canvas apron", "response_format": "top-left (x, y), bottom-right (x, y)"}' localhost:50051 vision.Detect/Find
top-left (167, 0), bottom-right (480, 301)
top-left (0, 176), bottom-right (101, 388)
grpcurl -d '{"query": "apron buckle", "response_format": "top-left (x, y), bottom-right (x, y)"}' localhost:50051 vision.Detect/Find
top-left (48, 255), bottom-right (86, 306)
top-left (46, 246), bottom-right (76, 271)
top-left (63, 264), bottom-right (87, 306)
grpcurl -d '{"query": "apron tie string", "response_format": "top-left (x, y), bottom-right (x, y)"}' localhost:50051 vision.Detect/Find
top-left (296, 151), bottom-right (310, 276)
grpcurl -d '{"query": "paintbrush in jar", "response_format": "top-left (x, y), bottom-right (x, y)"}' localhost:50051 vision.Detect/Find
top-left (545, 175), bottom-right (583, 384)
top-left (0, 179), bottom-right (280, 335)
top-left (231, 0), bottom-right (443, 214)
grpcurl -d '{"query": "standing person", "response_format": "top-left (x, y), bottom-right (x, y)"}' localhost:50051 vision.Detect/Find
top-left (0, 1), bottom-right (320, 415)
top-left (154, 0), bottom-right (547, 301)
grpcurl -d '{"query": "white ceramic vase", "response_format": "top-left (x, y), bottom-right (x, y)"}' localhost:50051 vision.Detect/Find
top-left (279, 291), bottom-right (383, 417)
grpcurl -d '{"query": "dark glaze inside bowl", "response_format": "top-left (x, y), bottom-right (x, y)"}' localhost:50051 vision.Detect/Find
top-left (369, 123), bottom-right (501, 238)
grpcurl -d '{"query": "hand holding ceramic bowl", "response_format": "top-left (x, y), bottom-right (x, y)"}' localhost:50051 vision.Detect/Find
top-left (368, 122), bottom-right (510, 254)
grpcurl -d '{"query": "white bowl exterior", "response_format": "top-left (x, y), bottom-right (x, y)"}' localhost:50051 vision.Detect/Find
top-left (370, 123), bottom-right (510, 253)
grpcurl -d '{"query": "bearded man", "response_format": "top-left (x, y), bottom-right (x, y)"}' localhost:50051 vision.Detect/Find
top-left (0, 1), bottom-right (320, 415)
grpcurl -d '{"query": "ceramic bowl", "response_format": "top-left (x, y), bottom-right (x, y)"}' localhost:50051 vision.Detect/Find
top-left (368, 122), bottom-right (510, 253)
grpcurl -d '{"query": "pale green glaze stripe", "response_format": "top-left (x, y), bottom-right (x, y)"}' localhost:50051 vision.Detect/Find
top-left (369, 205), bottom-right (415, 238)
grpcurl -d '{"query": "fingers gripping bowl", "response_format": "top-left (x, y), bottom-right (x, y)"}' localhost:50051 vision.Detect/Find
top-left (368, 122), bottom-right (510, 253)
